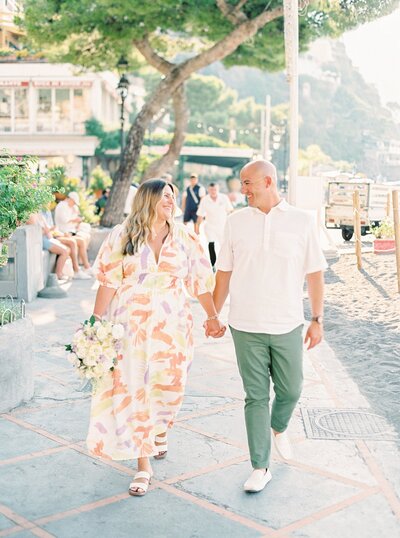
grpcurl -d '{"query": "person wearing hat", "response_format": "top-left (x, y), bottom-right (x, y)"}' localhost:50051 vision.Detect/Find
top-left (182, 174), bottom-right (205, 234)
top-left (55, 191), bottom-right (93, 277)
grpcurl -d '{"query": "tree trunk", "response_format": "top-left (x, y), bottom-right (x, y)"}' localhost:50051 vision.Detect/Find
top-left (142, 84), bottom-right (188, 181)
top-left (101, 6), bottom-right (283, 227)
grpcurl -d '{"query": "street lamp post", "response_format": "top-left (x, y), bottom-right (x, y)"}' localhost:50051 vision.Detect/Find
top-left (116, 57), bottom-right (129, 160)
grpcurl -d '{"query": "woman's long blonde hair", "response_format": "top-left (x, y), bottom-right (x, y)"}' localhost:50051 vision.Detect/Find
top-left (121, 179), bottom-right (175, 256)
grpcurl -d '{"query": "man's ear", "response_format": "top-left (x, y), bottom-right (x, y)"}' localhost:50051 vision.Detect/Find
top-left (265, 176), bottom-right (272, 188)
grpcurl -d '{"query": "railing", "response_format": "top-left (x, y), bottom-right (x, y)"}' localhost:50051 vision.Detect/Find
top-left (0, 295), bottom-right (25, 326)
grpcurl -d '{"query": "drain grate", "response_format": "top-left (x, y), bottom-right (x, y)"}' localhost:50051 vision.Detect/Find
top-left (301, 408), bottom-right (398, 441)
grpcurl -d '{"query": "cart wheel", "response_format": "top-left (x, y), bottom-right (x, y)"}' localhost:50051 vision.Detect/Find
top-left (342, 227), bottom-right (353, 242)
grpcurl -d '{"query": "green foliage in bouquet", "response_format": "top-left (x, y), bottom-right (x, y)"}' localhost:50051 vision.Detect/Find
top-left (0, 155), bottom-right (54, 267)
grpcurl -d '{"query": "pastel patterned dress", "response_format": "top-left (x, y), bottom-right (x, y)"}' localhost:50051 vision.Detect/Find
top-left (86, 223), bottom-right (214, 460)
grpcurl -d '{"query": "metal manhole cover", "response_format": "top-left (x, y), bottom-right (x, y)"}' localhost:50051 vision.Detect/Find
top-left (301, 408), bottom-right (398, 441)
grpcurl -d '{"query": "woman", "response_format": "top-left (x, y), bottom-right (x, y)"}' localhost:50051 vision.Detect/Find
top-left (88, 179), bottom-right (225, 496)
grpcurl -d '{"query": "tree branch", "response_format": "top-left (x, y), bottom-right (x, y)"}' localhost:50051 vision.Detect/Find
top-left (134, 37), bottom-right (174, 75)
top-left (216, 0), bottom-right (248, 24)
top-left (142, 84), bottom-right (188, 181)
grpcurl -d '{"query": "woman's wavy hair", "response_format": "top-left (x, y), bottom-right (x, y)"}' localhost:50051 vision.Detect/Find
top-left (121, 179), bottom-right (175, 256)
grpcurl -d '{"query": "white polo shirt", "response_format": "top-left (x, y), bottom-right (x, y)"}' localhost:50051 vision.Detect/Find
top-left (216, 200), bottom-right (327, 334)
top-left (54, 200), bottom-right (78, 234)
top-left (197, 193), bottom-right (233, 244)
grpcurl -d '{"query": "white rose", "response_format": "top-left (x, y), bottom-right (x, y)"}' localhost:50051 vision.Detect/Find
top-left (112, 324), bottom-right (125, 340)
top-left (96, 326), bottom-right (109, 341)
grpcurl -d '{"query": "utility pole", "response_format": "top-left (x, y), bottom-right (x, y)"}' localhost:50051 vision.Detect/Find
top-left (284, 0), bottom-right (299, 206)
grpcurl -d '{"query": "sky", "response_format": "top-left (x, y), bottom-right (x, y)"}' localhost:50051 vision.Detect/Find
top-left (342, 7), bottom-right (400, 105)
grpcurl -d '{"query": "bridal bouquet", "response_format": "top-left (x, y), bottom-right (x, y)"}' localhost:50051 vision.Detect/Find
top-left (66, 315), bottom-right (124, 393)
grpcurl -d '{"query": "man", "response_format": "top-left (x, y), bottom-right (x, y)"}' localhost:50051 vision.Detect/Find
top-left (196, 183), bottom-right (233, 268)
top-left (212, 160), bottom-right (327, 493)
top-left (123, 183), bottom-right (139, 217)
top-left (182, 173), bottom-right (205, 234)
top-left (54, 191), bottom-right (92, 276)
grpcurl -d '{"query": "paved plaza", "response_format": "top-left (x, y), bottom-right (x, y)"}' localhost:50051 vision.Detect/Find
top-left (0, 278), bottom-right (399, 538)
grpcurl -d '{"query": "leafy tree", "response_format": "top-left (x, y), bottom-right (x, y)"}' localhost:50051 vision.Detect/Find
top-left (22, 0), bottom-right (399, 225)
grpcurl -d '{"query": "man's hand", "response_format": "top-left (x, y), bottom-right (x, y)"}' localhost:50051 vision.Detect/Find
top-left (304, 322), bottom-right (323, 350)
top-left (203, 319), bottom-right (226, 338)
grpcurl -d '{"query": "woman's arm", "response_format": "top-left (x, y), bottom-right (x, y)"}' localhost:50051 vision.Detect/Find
top-left (93, 285), bottom-right (117, 319)
top-left (197, 291), bottom-right (226, 338)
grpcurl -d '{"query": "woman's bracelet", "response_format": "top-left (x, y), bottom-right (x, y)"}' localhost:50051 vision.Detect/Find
top-left (205, 314), bottom-right (219, 322)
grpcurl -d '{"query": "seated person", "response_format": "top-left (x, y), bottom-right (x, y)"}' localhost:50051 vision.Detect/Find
top-left (94, 189), bottom-right (110, 216)
top-left (54, 192), bottom-right (92, 275)
top-left (40, 208), bottom-right (91, 280)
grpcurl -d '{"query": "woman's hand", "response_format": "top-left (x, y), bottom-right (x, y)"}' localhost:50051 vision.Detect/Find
top-left (203, 318), bottom-right (226, 338)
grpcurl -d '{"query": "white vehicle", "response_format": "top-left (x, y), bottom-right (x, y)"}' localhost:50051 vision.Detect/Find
top-left (325, 179), bottom-right (391, 241)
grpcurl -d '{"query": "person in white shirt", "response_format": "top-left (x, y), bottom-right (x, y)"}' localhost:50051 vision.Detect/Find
top-left (196, 183), bottom-right (233, 268)
top-left (54, 192), bottom-right (92, 275)
top-left (212, 160), bottom-right (327, 494)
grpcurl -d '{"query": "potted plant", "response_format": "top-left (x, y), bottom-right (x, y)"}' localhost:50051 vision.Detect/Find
top-left (371, 218), bottom-right (396, 254)
top-left (0, 155), bottom-right (54, 267)
top-left (89, 166), bottom-right (112, 199)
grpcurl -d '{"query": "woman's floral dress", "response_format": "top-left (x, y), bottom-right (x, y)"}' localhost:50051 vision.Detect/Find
top-left (86, 223), bottom-right (214, 460)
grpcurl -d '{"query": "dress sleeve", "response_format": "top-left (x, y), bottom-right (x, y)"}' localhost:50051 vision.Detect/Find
top-left (184, 231), bottom-right (215, 297)
top-left (93, 225), bottom-right (124, 289)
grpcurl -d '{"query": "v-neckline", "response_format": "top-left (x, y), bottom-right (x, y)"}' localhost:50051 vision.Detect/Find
top-left (147, 232), bottom-right (170, 266)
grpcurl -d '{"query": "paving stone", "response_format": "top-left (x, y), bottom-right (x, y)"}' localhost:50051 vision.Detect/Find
top-left (176, 460), bottom-right (360, 529)
top-left (0, 513), bottom-right (17, 531)
top-left (0, 449), bottom-right (130, 520)
top-left (182, 406), bottom-right (247, 447)
top-left (0, 418), bottom-right (59, 460)
top-left (119, 426), bottom-right (246, 481)
top-left (13, 399), bottom-right (91, 443)
top-left (291, 493), bottom-right (400, 537)
top-left (43, 489), bottom-right (263, 538)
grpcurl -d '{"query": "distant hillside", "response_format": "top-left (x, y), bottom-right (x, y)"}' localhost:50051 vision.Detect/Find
top-left (202, 40), bottom-right (399, 173)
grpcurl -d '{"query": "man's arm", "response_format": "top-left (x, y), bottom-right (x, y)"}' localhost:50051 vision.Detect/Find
top-left (304, 270), bottom-right (324, 350)
top-left (213, 270), bottom-right (232, 314)
top-left (181, 192), bottom-right (187, 213)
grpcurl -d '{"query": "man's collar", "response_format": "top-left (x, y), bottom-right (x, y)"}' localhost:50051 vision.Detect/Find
top-left (251, 199), bottom-right (289, 215)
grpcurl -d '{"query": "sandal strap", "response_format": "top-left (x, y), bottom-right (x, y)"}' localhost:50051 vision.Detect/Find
top-left (132, 470), bottom-right (152, 480)
top-left (155, 435), bottom-right (167, 443)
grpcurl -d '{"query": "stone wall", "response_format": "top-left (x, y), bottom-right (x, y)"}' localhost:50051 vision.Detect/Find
top-left (0, 317), bottom-right (34, 412)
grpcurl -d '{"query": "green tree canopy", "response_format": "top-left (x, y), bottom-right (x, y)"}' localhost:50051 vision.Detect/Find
top-left (21, 0), bottom-right (400, 225)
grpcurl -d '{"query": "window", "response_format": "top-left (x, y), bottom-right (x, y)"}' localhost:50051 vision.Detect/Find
top-left (37, 89), bottom-right (52, 132)
top-left (14, 88), bottom-right (29, 132)
top-left (55, 88), bottom-right (71, 132)
top-left (0, 89), bottom-right (12, 132)
top-left (73, 88), bottom-right (91, 133)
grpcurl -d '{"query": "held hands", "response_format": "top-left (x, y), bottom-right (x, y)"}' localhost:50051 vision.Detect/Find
top-left (304, 321), bottom-right (323, 350)
top-left (203, 318), bottom-right (226, 338)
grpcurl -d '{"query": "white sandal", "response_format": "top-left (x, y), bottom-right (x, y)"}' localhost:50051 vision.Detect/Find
top-left (154, 434), bottom-right (168, 460)
top-left (128, 471), bottom-right (152, 497)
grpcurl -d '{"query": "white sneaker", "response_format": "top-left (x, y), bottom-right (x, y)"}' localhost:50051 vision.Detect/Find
top-left (272, 430), bottom-right (293, 460)
top-left (73, 269), bottom-right (91, 280)
top-left (84, 267), bottom-right (95, 276)
top-left (243, 468), bottom-right (272, 493)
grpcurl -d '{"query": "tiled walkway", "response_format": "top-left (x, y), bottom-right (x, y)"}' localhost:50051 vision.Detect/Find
top-left (1, 279), bottom-right (399, 537)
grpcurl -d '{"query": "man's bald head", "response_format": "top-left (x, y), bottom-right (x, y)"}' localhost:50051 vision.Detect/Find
top-left (240, 160), bottom-right (277, 185)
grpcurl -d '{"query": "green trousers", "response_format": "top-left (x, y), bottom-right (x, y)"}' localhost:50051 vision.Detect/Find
top-left (230, 325), bottom-right (303, 469)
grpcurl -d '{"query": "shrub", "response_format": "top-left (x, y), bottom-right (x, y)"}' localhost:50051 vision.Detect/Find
top-left (371, 218), bottom-right (395, 239)
top-left (0, 155), bottom-right (54, 267)
top-left (89, 166), bottom-right (112, 194)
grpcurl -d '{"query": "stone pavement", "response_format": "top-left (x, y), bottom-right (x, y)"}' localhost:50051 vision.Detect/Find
top-left (1, 278), bottom-right (400, 538)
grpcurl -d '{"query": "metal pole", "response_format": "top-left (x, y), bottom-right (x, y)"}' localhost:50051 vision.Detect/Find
top-left (264, 95), bottom-right (271, 160)
top-left (120, 94), bottom-right (125, 155)
top-left (284, 0), bottom-right (299, 206)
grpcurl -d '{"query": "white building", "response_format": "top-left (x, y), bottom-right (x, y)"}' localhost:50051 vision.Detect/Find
top-left (0, 60), bottom-right (133, 179)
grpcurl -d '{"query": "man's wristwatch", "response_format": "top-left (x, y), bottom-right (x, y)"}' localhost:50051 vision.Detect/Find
top-left (311, 315), bottom-right (324, 324)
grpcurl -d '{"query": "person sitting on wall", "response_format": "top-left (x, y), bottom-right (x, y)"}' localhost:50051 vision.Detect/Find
top-left (54, 191), bottom-right (92, 275)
